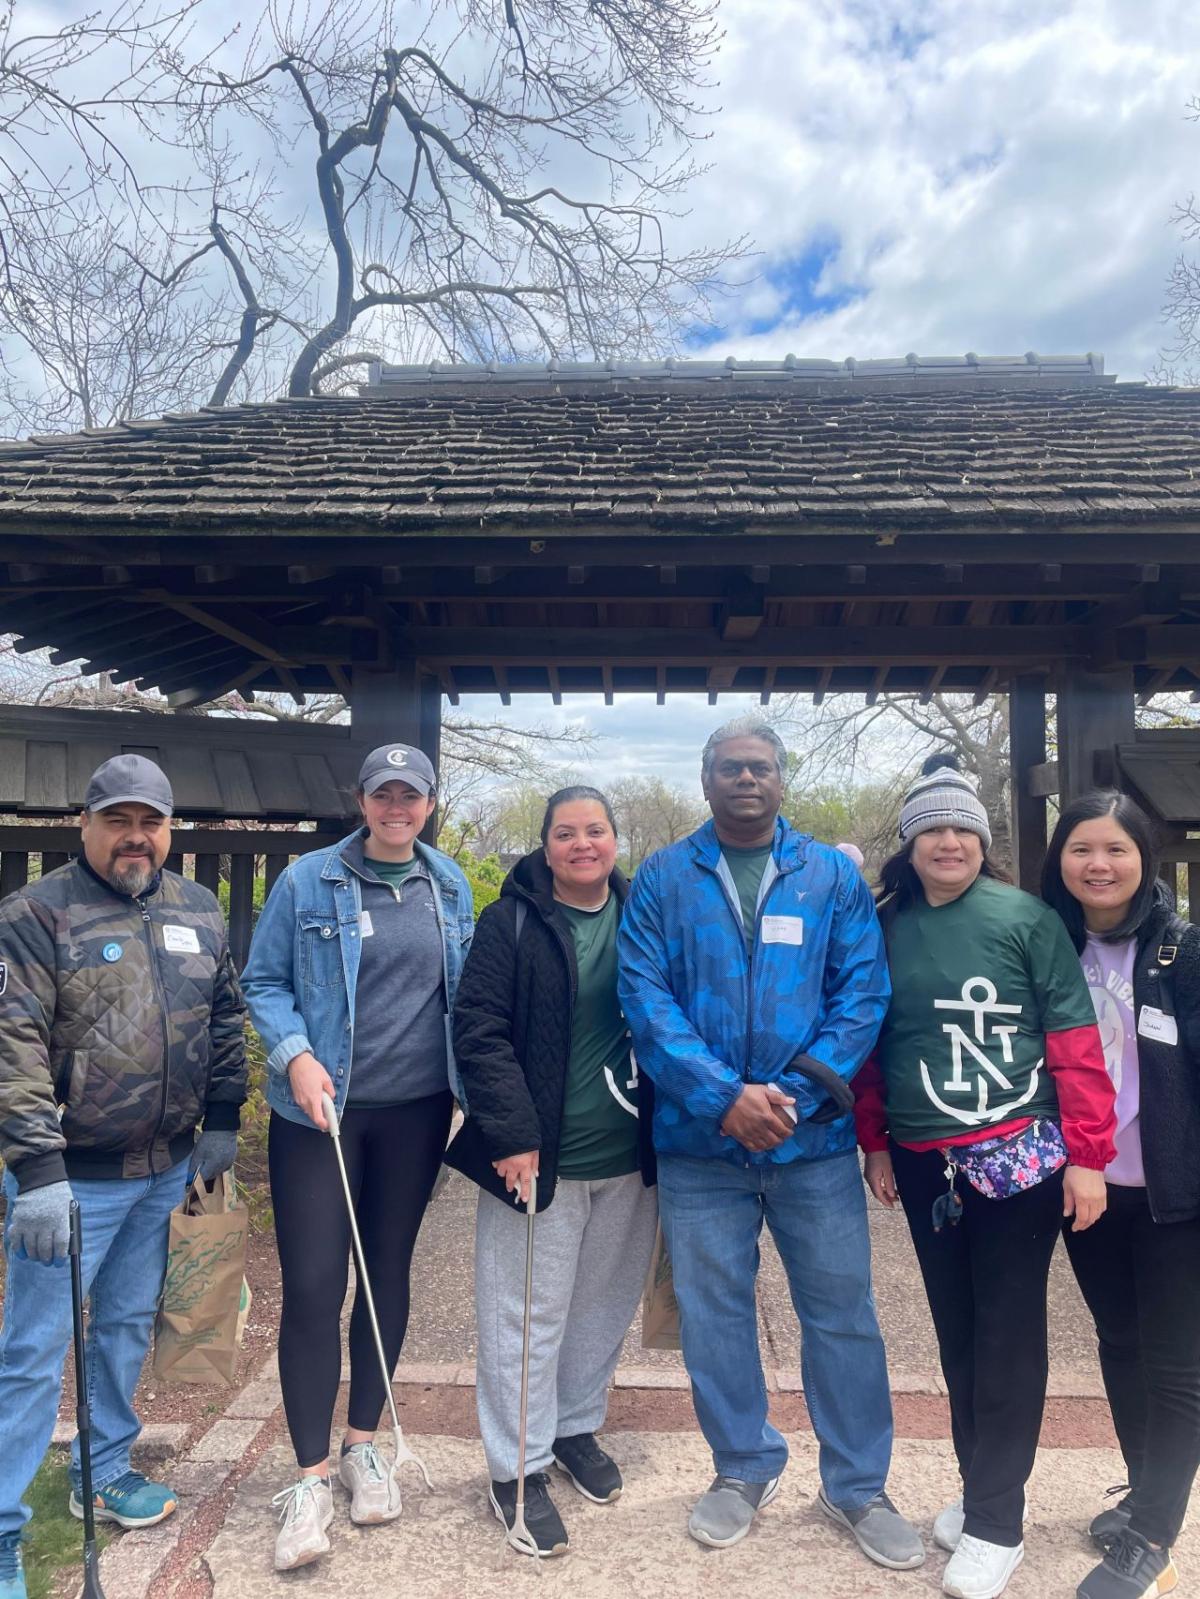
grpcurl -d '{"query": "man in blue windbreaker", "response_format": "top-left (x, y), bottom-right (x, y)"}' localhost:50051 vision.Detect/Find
top-left (618, 716), bottom-right (922, 1569)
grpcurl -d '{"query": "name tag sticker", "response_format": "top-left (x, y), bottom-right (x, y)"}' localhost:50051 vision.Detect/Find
top-left (761, 915), bottom-right (804, 947)
top-left (162, 924), bottom-right (200, 955)
top-left (360, 910), bottom-right (374, 938)
top-left (1137, 1005), bottom-right (1178, 1046)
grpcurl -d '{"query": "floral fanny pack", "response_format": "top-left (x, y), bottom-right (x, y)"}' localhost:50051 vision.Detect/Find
top-left (931, 1119), bottom-right (1067, 1230)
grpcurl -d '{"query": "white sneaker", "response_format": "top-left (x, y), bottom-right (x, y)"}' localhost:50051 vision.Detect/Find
top-left (934, 1498), bottom-right (965, 1553)
top-left (942, 1535), bottom-right (1024, 1599)
top-left (339, 1442), bottom-right (401, 1525)
top-left (272, 1475), bottom-right (334, 1570)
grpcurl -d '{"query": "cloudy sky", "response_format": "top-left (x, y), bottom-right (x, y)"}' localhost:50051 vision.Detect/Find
top-left (683, 0), bottom-right (1200, 382)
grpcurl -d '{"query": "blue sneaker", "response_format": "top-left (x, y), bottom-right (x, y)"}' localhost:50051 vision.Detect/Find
top-left (69, 1469), bottom-right (177, 1529)
top-left (0, 1532), bottom-right (26, 1599)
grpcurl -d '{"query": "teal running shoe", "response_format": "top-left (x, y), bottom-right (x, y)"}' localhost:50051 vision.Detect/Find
top-left (0, 1531), bottom-right (26, 1599)
top-left (69, 1469), bottom-right (177, 1529)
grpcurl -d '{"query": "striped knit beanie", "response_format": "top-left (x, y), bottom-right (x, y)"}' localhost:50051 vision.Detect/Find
top-left (898, 755), bottom-right (992, 852)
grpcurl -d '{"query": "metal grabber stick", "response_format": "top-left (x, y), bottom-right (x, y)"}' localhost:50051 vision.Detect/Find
top-left (69, 1201), bottom-right (107, 1599)
top-left (506, 1169), bottom-right (540, 1559)
top-left (320, 1094), bottom-right (432, 1504)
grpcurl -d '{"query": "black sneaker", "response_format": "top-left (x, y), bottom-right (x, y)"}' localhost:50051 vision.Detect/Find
top-left (489, 1473), bottom-right (569, 1558)
top-left (552, 1433), bottom-right (623, 1504)
top-left (1090, 1486), bottom-right (1134, 1551)
top-left (1076, 1530), bottom-right (1177, 1599)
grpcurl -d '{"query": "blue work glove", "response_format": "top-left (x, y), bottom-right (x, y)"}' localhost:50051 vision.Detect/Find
top-left (7, 1180), bottom-right (73, 1264)
top-left (188, 1130), bottom-right (238, 1184)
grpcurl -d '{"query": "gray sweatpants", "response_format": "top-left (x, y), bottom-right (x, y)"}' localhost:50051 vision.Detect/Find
top-left (474, 1172), bottom-right (658, 1481)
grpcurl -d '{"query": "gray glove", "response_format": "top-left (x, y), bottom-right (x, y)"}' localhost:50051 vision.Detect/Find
top-left (188, 1130), bottom-right (237, 1183)
top-left (7, 1180), bottom-right (73, 1264)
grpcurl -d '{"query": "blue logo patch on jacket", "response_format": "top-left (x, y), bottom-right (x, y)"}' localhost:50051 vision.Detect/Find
top-left (101, 942), bottom-right (123, 963)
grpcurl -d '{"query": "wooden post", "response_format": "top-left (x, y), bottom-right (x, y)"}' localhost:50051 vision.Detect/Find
top-left (1010, 675), bottom-right (1048, 893)
top-left (1056, 667), bottom-right (1135, 802)
top-left (350, 662), bottom-right (444, 844)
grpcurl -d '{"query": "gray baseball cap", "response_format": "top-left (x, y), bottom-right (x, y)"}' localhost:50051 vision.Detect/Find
top-left (84, 754), bottom-right (174, 816)
top-left (358, 743), bottom-right (436, 797)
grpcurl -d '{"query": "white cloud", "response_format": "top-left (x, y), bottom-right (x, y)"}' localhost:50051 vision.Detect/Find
top-left (675, 0), bottom-right (1200, 378)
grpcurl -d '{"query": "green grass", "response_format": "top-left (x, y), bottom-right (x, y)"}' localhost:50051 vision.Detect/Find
top-left (22, 1452), bottom-right (110, 1599)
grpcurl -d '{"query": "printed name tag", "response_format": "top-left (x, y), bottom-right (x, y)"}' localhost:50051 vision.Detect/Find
top-left (162, 924), bottom-right (200, 954)
top-left (761, 915), bottom-right (804, 946)
top-left (1137, 1005), bottom-right (1178, 1046)
top-left (360, 910), bottom-right (374, 938)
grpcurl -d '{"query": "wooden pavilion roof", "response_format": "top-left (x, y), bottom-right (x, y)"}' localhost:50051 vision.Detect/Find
top-left (0, 359), bottom-right (1199, 706)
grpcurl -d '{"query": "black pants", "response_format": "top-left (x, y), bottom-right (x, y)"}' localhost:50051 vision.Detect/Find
top-left (1064, 1183), bottom-right (1200, 1547)
top-left (269, 1091), bottom-right (452, 1468)
top-left (891, 1140), bottom-right (1064, 1546)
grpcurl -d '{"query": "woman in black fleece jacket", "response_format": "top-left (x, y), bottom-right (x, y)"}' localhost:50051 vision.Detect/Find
top-left (446, 786), bottom-right (656, 1559)
top-left (1042, 790), bottom-right (1200, 1599)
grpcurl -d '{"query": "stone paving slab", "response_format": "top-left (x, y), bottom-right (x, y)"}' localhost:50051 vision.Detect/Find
top-left (96, 1460), bottom-right (229, 1599)
top-left (206, 1433), bottom-right (1184, 1599)
top-left (50, 1419), bottom-right (189, 1457)
top-left (404, 1172), bottom-right (1100, 1395)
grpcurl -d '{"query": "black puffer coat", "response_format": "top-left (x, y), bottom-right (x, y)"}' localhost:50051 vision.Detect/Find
top-left (446, 851), bottom-right (655, 1212)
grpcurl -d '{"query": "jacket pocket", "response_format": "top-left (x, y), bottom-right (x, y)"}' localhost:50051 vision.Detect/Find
top-left (298, 912), bottom-right (344, 990)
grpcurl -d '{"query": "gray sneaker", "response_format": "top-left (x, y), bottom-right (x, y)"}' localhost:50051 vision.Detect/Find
top-left (272, 1475), bottom-right (334, 1571)
top-left (818, 1486), bottom-right (925, 1570)
top-left (688, 1475), bottom-right (780, 1549)
top-left (339, 1442), bottom-right (401, 1525)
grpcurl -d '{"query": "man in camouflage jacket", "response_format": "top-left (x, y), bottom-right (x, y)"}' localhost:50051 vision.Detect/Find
top-left (0, 755), bottom-right (246, 1597)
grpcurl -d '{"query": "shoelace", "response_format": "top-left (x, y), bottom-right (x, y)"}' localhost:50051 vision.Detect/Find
top-left (100, 1469), bottom-right (150, 1501)
top-left (1106, 1531), bottom-right (1153, 1577)
top-left (1103, 1483), bottom-right (1131, 1501)
top-left (271, 1477), bottom-right (326, 1524)
top-left (0, 1535), bottom-right (21, 1579)
top-left (345, 1442), bottom-right (387, 1483)
top-left (955, 1534), bottom-right (1001, 1565)
top-left (568, 1438), bottom-right (607, 1467)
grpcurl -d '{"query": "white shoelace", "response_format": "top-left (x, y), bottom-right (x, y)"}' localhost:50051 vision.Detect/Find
top-left (271, 1476), bottom-right (326, 1524)
top-left (345, 1442), bottom-right (387, 1483)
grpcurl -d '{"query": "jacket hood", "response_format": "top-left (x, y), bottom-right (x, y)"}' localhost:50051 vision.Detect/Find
top-left (686, 814), bottom-right (811, 870)
top-left (502, 848), bottom-right (628, 916)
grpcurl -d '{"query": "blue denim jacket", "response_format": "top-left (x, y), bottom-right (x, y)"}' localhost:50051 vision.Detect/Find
top-left (242, 829), bottom-right (475, 1128)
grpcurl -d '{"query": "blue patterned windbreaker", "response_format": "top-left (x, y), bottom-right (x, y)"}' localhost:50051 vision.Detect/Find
top-left (617, 817), bottom-right (890, 1165)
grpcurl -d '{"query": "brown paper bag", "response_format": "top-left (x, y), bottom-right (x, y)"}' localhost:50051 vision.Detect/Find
top-left (640, 1222), bottom-right (682, 1350)
top-left (154, 1172), bottom-right (249, 1385)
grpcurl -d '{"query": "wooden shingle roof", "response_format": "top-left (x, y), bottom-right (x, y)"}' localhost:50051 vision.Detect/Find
top-left (2, 367), bottom-right (1199, 534)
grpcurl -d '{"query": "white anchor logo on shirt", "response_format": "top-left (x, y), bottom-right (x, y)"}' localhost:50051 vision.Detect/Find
top-left (919, 976), bottom-right (1043, 1126)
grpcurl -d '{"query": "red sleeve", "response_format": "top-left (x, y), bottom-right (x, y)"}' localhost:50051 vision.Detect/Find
top-left (1046, 1024), bottom-right (1116, 1171)
top-left (852, 1054), bottom-right (889, 1154)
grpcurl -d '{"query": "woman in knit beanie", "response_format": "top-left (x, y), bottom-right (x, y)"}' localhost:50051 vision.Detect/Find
top-left (853, 755), bottom-right (1116, 1599)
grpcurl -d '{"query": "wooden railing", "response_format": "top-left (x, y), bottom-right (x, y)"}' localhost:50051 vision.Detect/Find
top-left (0, 826), bottom-right (342, 969)
top-left (1160, 839), bottom-right (1200, 923)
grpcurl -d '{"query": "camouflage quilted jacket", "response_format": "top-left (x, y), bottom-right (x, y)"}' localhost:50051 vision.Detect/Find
top-left (0, 857), bottom-right (247, 1192)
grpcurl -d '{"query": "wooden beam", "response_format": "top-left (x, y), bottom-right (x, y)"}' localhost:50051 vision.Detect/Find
top-left (393, 623), bottom-right (1088, 667)
top-left (1079, 580), bottom-right (1180, 631)
top-left (919, 664), bottom-right (948, 705)
top-left (166, 662), bottom-right (270, 708)
top-left (1027, 761), bottom-right (1060, 798)
top-left (973, 666), bottom-right (1000, 705)
top-left (866, 664), bottom-right (888, 706)
top-left (656, 664), bottom-right (667, 705)
top-left (759, 663), bottom-right (778, 706)
top-left (1010, 675), bottom-right (1049, 892)
top-left (813, 665), bottom-right (833, 705)
top-left (494, 664), bottom-right (512, 707)
top-left (548, 664), bottom-right (563, 706)
top-left (1056, 667), bottom-right (1135, 798)
top-left (1137, 667), bottom-right (1176, 705)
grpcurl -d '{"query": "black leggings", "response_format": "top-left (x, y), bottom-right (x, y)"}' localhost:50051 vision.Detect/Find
top-left (891, 1140), bottom-right (1064, 1546)
top-left (1064, 1184), bottom-right (1200, 1547)
top-left (269, 1092), bottom-right (452, 1468)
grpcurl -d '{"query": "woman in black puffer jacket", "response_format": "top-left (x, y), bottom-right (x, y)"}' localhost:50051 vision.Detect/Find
top-left (447, 785), bottom-right (656, 1559)
top-left (1042, 789), bottom-right (1200, 1599)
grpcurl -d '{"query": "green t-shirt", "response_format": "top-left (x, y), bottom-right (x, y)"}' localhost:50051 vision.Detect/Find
top-left (366, 856), bottom-right (419, 888)
top-left (721, 843), bottom-right (774, 951)
top-left (556, 895), bottom-right (640, 1181)
top-left (877, 875), bottom-right (1097, 1144)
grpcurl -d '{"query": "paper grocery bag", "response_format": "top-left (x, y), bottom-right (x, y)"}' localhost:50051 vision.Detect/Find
top-left (640, 1222), bottom-right (682, 1351)
top-left (154, 1172), bottom-right (249, 1385)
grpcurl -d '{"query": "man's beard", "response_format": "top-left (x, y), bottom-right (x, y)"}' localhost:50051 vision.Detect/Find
top-left (105, 854), bottom-right (155, 896)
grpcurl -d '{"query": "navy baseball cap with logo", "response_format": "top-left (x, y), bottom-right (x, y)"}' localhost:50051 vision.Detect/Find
top-left (84, 754), bottom-right (174, 816)
top-left (358, 744), bottom-right (436, 797)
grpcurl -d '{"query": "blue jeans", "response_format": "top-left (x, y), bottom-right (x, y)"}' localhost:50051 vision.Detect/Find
top-left (0, 1159), bottom-right (188, 1536)
top-left (657, 1150), bottom-right (893, 1506)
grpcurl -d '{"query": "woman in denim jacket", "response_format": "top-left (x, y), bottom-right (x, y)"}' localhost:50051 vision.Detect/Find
top-left (242, 743), bottom-right (473, 1573)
